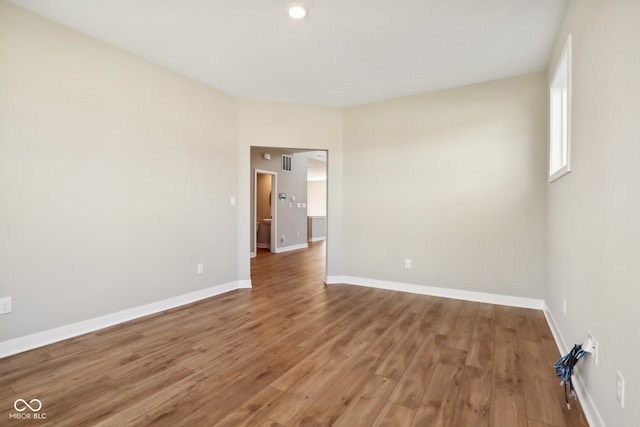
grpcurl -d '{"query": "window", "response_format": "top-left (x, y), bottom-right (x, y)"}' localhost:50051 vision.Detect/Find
top-left (549, 35), bottom-right (572, 182)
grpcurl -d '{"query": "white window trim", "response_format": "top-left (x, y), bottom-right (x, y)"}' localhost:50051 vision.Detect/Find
top-left (549, 34), bottom-right (572, 182)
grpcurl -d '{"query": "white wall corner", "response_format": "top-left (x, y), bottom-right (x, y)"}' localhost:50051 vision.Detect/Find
top-left (543, 303), bottom-right (606, 427)
top-left (0, 280), bottom-right (248, 359)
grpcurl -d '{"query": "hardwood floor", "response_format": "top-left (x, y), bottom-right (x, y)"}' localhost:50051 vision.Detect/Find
top-left (1, 242), bottom-right (588, 426)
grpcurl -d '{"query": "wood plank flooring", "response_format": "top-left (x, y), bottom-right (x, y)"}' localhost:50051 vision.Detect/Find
top-left (1, 242), bottom-right (589, 426)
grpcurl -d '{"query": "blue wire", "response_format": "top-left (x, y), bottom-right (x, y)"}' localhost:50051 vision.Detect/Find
top-left (554, 344), bottom-right (586, 408)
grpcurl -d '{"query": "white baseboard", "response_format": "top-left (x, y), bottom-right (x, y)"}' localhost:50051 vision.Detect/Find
top-left (308, 236), bottom-right (326, 242)
top-left (0, 280), bottom-right (247, 359)
top-left (274, 243), bottom-right (309, 253)
top-left (543, 303), bottom-right (604, 427)
top-left (542, 302), bottom-right (569, 354)
top-left (256, 243), bottom-right (270, 249)
top-left (324, 275), bottom-right (544, 310)
top-left (237, 279), bottom-right (252, 289)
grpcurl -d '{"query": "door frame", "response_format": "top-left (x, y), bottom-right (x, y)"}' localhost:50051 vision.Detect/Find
top-left (253, 169), bottom-right (277, 256)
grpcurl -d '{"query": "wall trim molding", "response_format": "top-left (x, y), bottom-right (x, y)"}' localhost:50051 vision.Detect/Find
top-left (0, 280), bottom-right (247, 359)
top-left (543, 303), bottom-right (605, 427)
top-left (324, 275), bottom-right (544, 309)
top-left (308, 236), bottom-right (326, 242)
top-left (274, 243), bottom-right (309, 253)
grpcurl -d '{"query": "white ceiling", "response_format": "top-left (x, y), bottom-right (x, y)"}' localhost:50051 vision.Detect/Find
top-left (8, 0), bottom-right (568, 107)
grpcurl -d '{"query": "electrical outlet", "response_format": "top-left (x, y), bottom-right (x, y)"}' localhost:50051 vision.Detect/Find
top-left (0, 297), bottom-right (12, 314)
top-left (616, 371), bottom-right (625, 408)
top-left (197, 264), bottom-right (204, 275)
top-left (563, 297), bottom-right (567, 315)
top-left (404, 259), bottom-right (412, 269)
top-left (590, 333), bottom-right (598, 365)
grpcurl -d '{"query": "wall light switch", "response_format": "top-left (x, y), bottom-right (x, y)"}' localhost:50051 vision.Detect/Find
top-left (197, 264), bottom-right (204, 275)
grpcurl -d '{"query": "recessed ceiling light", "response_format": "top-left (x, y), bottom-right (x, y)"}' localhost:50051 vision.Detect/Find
top-left (288, 5), bottom-right (307, 19)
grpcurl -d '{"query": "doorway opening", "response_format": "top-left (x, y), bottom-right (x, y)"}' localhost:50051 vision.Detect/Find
top-left (254, 170), bottom-right (277, 254)
top-left (250, 147), bottom-right (328, 284)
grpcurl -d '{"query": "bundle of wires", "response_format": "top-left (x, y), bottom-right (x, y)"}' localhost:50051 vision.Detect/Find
top-left (554, 344), bottom-right (587, 409)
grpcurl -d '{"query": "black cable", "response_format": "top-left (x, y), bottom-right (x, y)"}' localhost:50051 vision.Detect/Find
top-left (554, 344), bottom-right (587, 409)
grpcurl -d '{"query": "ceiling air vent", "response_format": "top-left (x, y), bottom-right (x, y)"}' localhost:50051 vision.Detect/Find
top-left (282, 154), bottom-right (293, 172)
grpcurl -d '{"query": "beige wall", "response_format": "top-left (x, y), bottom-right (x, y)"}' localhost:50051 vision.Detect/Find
top-left (307, 181), bottom-right (327, 217)
top-left (0, 3), bottom-right (239, 340)
top-left (547, 1), bottom-right (640, 425)
top-left (342, 73), bottom-right (548, 298)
